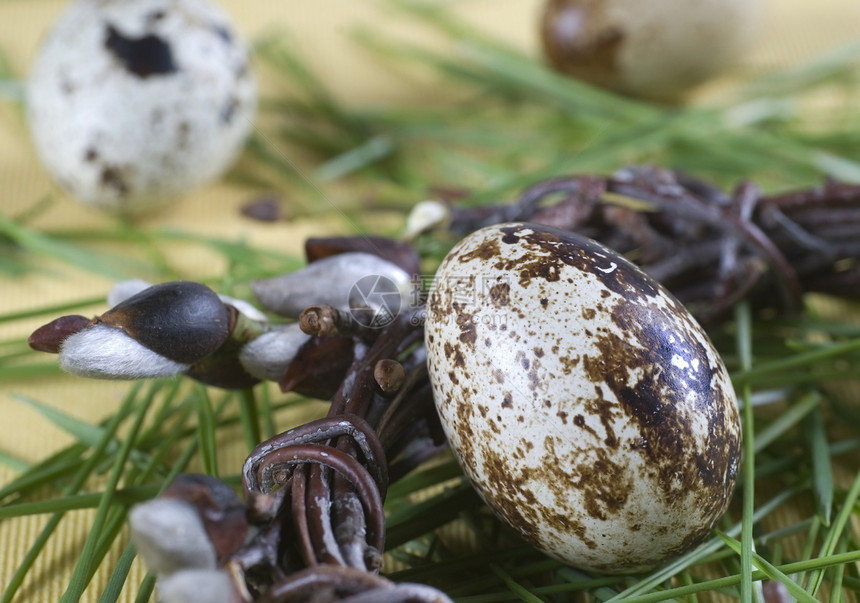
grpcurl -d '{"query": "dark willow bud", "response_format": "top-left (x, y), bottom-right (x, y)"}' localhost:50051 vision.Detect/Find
top-left (99, 281), bottom-right (230, 363)
top-left (161, 474), bottom-right (248, 565)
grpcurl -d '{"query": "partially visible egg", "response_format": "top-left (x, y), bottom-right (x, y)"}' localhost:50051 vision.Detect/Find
top-left (425, 223), bottom-right (740, 573)
top-left (26, 0), bottom-right (256, 214)
top-left (540, 0), bottom-right (764, 101)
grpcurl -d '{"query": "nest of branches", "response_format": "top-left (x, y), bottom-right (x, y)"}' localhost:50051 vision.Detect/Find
top-left (28, 166), bottom-right (860, 602)
top-left (446, 165), bottom-right (860, 324)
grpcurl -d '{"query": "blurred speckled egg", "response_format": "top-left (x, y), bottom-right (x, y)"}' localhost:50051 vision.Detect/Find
top-left (540, 0), bottom-right (764, 101)
top-left (26, 0), bottom-right (256, 214)
top-left (425, 223), bottom-right (740, 573)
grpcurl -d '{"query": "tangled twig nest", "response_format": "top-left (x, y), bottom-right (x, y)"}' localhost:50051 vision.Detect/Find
top-left (28, 166), bottom-right (860, 601)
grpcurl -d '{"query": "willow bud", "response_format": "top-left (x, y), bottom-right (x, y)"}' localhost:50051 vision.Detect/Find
top-left (128, 499), bottom-right (217, 576)
top-left (157, 569), bottom-right (238, 603)
top-left (59, 323), bottom-right (190, 379)
top-left (251, 252), bottom-right (412, 319)
top-left (304, 235), bottom-right (421, 277)
top-left (99, 281), bottom-right (230, 364)
top-left (238, 323), bottom-right (310, 382)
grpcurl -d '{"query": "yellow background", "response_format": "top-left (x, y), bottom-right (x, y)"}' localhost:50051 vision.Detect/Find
top-left (2, 0), bottom-right (860, 600)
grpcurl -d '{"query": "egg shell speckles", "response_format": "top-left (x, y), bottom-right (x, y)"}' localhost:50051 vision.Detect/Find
top-left (425, 223), bottom-right (740, 574)
top-left (26, 0), bottom-right (256, 214)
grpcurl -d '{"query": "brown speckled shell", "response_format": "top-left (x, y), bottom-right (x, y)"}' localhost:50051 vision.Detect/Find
top-left (425, 223), bottom-right (740, 574)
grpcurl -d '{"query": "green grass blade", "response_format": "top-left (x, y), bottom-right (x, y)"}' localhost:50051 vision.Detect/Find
top-left (0, 449), bottom-right (28, 472)
top-left (805, 467), bottom-right (860, 596)
top-left (96, 406), bottom-right (204, 601)
top-left (804, 406), bottom-right (834, 526)
top-left (386, 457), bottom-right (463, 501)
top-left (0, 383), bottom-right (142, 603)
top-left (132, 574), bottom-right (156, 603)
top-left (59, 381), bottom-right (157, 602)
top-left (735, 302), bottom-right (757, 603)
top-left (259, 384), bottom-right (276, 440)
top-left (0, 295), bottom-right (104, 323)
top-left (487, 564), bottom-right (546, 603)
top-left (97, 544), bottom-right (137, 603)
top-left (754, 391), bottom-right (820, 455)
top-left (194, 384), bottom-right (219, 476)
top-left (238, 387), bottom-right (262, 452)
top-left (11, 393), bottom-right (153, 470)
top-left (11, 394), bottom-right (110, 447)
top-left (717, 532), bottom-right (817, 603)
top-left (0, 362), bottom-right (64, 380)
top-left (0, 485), bottom-right (158, 518)
top-left (827, 535), bottom-right (849, 603)
top-left (0, 444), bottom-right (88, 503)
top-left (386, 480), bottom-right (482, 549)
top-left (730, 338), bottom-right (860, 387)
top-left (617, 550), bottom-right (860, 603)
top-left (0, 211), bottom-right (136, 281)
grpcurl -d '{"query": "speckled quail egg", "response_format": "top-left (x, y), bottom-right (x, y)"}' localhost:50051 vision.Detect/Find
top-left (425, 223), bottom-right (740, 574)
top-left (26, 0), bottom-right (256, 214)
top-left (540, 0), bottom-right (764, 101)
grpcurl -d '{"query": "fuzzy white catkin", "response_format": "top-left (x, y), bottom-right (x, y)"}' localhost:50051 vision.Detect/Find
top-left (238, 323), bottom-right (310, 382)
top-left (107, 279), bottom-right (152, 307)
top-left (251, 252), bottom-right (413, 318)
top-left (128, 499), bottom-right (216, 576)
top-left (403, 200), bottom-right (450, 240)
top-left (157, 569), bottom-right (236, 603)
top-left (59, 323), bottom-right (189, 379)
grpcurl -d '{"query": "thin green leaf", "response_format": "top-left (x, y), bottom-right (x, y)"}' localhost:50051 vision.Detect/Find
top-left (735, 302), bottom-right (757, 603)
top-left (804, 406), bottom-right (834, 526)
top-left (97, 544), bottom-right (137, 603)
top-left (194, 384), bottom-right (219, 477)
top-left (828, 535), bottom-right (849, 603)
top-left (0, 444), bottom-right (88, 503)
top-left (386, 456), bottom-right (463, 501)
top-left (132, 574), bottom-right (156, 603)
top-left (11, 393), bottom-right (152, 470)
top-left (754, 391), bottom-right (820, 455)
top-left (0, 485), bottom-right (158, 518)
top-left (730, 338), bottom-right (860, 387)
top-left (238, 388), bottom-right (262, 452)
top-left (0, 383), bottom-right (143, 603)
top-left (316, 135), bottom-right (396, 182)
top-left (0, 295), bottom-right (104, 323)
top-left (0, 362), bottom-right (65, 380)
top-left (487, 564), bottom-right (547, 603)
top-left (59, 381), bottom-right (157, 602)
top-left (12, 393), bottom-right (107, 447)
top-left (617, 550), bottom-right (860, 603)
top-left (0, 449), bottom-right (28, 473)
top-left (0, 211), bottom-right (139, 281)
top-left (805, 467), bottom-right (860, 596)
top-left (386, 480), bottom-right (482, 549)
top-left (717, 532), bottom-right (817, 603)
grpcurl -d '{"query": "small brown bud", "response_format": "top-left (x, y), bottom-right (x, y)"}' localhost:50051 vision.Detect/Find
top-left (28, 315), bottom-right (91, 353)
top-left (374, 358), bottom-right (406, 394)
